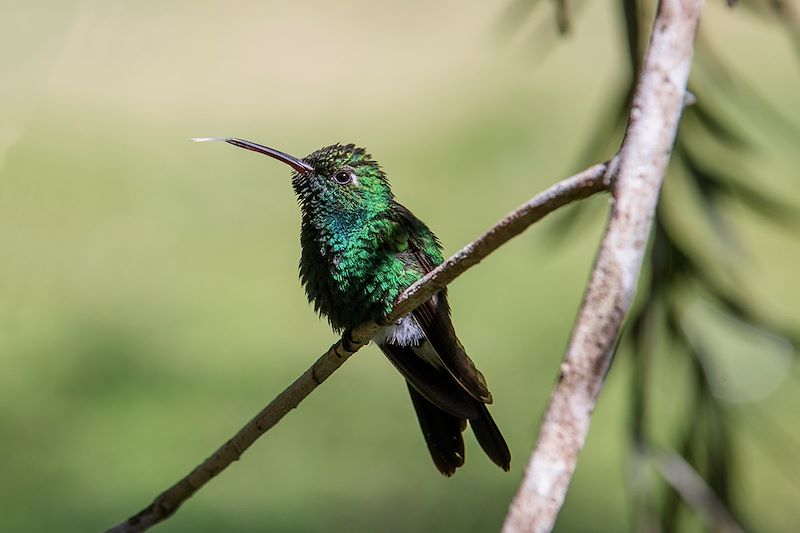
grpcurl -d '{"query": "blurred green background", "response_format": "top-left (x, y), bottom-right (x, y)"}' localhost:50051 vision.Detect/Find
top-left (1, 1), bottom-right (798, 532)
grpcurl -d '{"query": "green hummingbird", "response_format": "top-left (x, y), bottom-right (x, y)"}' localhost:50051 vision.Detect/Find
top-left (195, 137), bottom-right (510, 476)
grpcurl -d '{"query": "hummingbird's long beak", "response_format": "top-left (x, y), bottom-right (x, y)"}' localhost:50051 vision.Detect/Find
top-left (192, 137), bottom-right (314, 173)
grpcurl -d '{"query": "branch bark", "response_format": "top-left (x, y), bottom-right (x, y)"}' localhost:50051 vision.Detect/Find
top-left (502, 0), bottom-right (704, 531)
top-left (106, 162), bottom-right (612, 533)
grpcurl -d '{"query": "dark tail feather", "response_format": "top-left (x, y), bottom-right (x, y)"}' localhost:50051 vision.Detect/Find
top-left (469, 404), bottom-right (511, 471)
top-left (407, 384), bottom-right (467, 476)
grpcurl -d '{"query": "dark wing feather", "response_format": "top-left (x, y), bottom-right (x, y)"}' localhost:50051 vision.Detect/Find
top-left (378, 343), bottom-right (479, 419)
top-left (390, 203), bottom-right (492, 403)
top-left (384, 203), bottom-right (510, 475)
top-left (412, 293), bottom-right (492, 403)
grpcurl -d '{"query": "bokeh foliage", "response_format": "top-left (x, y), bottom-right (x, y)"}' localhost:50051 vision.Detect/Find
top-left (507, 0), bottom-right (800, 531)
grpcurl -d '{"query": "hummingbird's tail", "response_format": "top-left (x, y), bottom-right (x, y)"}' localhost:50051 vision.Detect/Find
top-left (406, 383), bottom-right (510, 476)
top-left (469, 403), bottom-right (511, 472)
top-left (407, 383), bottom-right (466, 476)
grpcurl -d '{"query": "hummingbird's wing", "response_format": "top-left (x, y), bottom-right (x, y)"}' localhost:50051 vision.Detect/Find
top-left (378, 341), bottom-right (479, 419)
top-left (389, 204), bottom-right (493, 404)
top-left (412, 292), bottom-right (493, 403)
top-left (382, 205), bottom-right (511, 475)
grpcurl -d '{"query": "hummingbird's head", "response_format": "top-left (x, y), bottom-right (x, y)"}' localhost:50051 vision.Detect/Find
top-left (296, 143), bottom-right (391, 211)
top-left (195, 138), bottom-right (392, 218)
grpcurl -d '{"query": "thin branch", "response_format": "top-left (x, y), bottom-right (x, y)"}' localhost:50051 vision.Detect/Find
top-left (502, 0), bottom-right (704, 531)
top-left (653, 451), bottom-right (744, 533)
top-left (105, 162), bottom-right (612, 533)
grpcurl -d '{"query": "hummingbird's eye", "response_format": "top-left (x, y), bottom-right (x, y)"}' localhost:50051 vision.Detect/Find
top-left (333, 170), bottom-right (354, 185)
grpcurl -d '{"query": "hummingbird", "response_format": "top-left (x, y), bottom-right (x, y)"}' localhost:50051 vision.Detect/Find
top-left (194, 137), bottom-right (510, 476)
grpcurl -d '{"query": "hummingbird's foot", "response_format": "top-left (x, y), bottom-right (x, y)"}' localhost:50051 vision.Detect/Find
top-left (342, 329), bottom-right (363, 352)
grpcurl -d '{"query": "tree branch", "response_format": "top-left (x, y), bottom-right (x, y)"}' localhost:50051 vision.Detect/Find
top-left (105, 161), bottom-right (612, 533)
top-left (502, 0), bottom-right (703, 531)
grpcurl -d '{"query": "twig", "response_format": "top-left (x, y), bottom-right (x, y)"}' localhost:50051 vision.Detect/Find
top-left (502, 0), bottom-right (704, 531)
top-left (653, 451), bottom-right (744, 533)
top-left (105, 162), bottom-right (612, 533)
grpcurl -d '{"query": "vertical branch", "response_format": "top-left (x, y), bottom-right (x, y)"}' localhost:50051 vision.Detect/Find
top-left (502, 1), bottom-right (704, 531)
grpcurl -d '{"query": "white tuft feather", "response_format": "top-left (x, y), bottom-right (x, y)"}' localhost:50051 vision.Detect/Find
top-left (373, 314), bottom-right (424, 347)
top-left (373, 314), bottom-right (444, 368)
